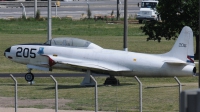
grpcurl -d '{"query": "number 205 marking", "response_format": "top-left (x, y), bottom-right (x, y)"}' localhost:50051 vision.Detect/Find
top-left (16, 47), bottom-right (37, 58)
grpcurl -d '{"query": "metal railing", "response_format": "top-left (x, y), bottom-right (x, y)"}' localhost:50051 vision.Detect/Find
top-left (7, 75), bottom-right (183, 112)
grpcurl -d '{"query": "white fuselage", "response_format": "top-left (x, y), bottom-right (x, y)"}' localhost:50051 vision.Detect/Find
top-left (4, 26), bottom-right (196, 83)
top-left (7, 45), bottom-right (194, 77)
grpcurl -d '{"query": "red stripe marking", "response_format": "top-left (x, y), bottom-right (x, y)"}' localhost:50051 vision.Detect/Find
top-left (49, 57), bottom-right (56, 67)
top-left (187, 56), bottom-right (194, 63)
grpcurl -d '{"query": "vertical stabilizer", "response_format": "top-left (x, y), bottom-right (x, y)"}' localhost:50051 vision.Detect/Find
top-left (165, 26), bottom-right (194, 64)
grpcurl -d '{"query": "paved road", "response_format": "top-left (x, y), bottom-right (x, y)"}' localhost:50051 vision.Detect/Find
top-left (0, 0), bottom-right (140, 19)
top-left (0, 73), bottom-right (109, 77)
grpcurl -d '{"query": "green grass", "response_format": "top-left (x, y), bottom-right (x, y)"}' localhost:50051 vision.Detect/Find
top-left (0, 18), bottom-right (199, 111)
top-left (0, 18), bottom-right (143, 36)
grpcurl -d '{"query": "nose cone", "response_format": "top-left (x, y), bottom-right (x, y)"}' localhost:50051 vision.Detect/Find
top-left (4, 47), bottom-right (11, 57)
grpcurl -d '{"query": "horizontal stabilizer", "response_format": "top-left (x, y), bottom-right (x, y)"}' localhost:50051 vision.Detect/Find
top-left (163, 60), bottom-right (187, 65)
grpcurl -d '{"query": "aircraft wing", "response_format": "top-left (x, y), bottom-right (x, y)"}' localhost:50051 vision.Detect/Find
top-left (48, 55), bottom-right (131, 72)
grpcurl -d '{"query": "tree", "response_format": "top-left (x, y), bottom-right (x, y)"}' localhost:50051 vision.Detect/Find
top-left (141, 0), bottom-right (199, 59)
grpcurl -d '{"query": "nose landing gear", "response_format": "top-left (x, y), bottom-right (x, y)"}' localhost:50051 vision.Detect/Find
top-left (25, 69), bottom-right (34, 83)
top-left (25, 73), bottom-right (34, 82)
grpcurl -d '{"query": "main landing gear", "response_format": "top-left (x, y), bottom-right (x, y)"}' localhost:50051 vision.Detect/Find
top-left (81, 70), bottom-right (120, 86)
top-left (104, 76), bottom-right (120, 85)
top-left (81, 70), bottom-right (96, 86)
top-left (25, 69), bottom-right (34, 83)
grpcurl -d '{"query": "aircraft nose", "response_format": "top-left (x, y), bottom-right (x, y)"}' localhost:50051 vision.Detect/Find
top-left (4, 47), bottom-right (11, 57)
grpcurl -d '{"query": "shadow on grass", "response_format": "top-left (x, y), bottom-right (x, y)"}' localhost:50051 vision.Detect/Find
top-left (0, 83), bottom-right (55, 87)
top-left (145, 84), bottom-right (186, 89)
top-left (42, 83), bottom-right (136, 90)
top-left (0, 82), bottom-right (136, 89)
top-left (44, 85), bottom-right (90, 90)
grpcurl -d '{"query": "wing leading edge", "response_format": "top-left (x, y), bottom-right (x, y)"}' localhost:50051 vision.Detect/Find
top-left (48, 55), bottom-right (131, 72)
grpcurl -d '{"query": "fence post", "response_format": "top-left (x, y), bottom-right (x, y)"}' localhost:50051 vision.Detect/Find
top-left (174, 76), bottom-right (181, 110)
top-left (20, 3), bottom-right (26, 19)
top-left (50, 75), bottom-right (58, 112)
top-left (174, 76), bottom-right (182, 94)
top-left (135, 76), bottom-right (142, 112)
top-left (55, 3), bottom-right (57, 17)
top-left (90, 75), bottom-right (98, 112)
top-left (10, 74), bottom-right (17, 112)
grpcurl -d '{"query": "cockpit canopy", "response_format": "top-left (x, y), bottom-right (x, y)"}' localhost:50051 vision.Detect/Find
top-left (44, 37), bottom-right (102, 49)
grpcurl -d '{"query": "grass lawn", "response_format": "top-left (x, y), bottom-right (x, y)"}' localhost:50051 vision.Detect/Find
top-left (0, 18), bottom-right (199, 111)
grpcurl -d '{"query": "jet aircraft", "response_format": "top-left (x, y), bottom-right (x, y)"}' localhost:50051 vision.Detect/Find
top-left (4, 26), bottom-right (196, 85)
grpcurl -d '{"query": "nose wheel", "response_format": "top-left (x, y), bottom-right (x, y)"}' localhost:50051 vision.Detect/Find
top-left (25, 73), bottom-right (34, 82)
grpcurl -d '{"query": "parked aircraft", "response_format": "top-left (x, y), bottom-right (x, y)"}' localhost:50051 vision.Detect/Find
top-left (4, 26), bottom-right (196, 85)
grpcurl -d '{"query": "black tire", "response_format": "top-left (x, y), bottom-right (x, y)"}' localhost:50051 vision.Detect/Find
top-left (25, 73), bottom-right (34, 82)
top-left (104, 77), bottom-right (120, 85)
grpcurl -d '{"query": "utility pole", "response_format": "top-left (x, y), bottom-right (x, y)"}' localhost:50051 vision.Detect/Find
top-left (123, 0), bottom-right (128, 51)
top-left (117, 0), bottom-right (119, 20)
top-left (199, 0), bottom-right (200, 88)
top-left (48, 0), bottom-right (52, 41)
top-left (34, 0), bottom-right (37, 18)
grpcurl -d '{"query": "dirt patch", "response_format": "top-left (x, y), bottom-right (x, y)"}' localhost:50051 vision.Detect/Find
top-left (0, 97), bottom-right (72, 109)
top-left (0, 107), bottom-right (97, 112)
top-left (0, 97), bottom-right (106, 112)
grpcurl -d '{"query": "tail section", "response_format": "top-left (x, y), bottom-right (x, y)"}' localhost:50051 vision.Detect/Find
top-left (165, 26), bottom-right (194, 64)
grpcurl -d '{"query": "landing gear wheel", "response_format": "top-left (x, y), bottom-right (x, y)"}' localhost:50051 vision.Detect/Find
top-left (104, 76), bottom-right (120, 85)
top-left (25, 73), bottom-right (34, 82)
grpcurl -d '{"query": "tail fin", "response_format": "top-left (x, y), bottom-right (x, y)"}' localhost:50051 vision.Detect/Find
top-left (165, 26), bottom-right (194, 64)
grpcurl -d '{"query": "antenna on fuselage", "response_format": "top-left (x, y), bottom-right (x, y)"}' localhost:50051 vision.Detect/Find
top-left (47, 0), bottom-right (52, 41)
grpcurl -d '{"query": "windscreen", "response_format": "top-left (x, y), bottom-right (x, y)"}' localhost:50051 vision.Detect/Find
top-left (44, 37), bottom-right (91, 48)
top-left (141, 2), bottom-right (157, 8)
